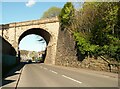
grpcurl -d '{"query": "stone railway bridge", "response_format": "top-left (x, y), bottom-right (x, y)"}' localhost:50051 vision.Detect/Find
top-left (0, 17), bottom-right (117, 73)
top-left (0, 17), bottom-right (60, 65)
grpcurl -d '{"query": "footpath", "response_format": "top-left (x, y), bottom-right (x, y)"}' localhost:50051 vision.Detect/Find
top-left (2, 63), bottom-right (25, 89)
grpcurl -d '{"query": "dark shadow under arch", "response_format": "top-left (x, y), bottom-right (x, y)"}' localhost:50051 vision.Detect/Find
top-left (1, 36), bottom-right (18, 77)
top-left (1, 36), bottom-right (16, 56)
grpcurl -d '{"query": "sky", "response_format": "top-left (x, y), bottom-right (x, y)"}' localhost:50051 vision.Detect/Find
top-left (1, 1), bottom-right (66, 52)
top-left (2, 1), bottom-right (66, 24)
top-left (19, 34), bottom-right (47, 52)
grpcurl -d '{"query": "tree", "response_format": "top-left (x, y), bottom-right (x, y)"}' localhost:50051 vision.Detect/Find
top-left (60, 2), bottom-right (120, 61)
top-left (41, 7), bottom-right (61, 19)
top-left (59, 2), bottom-right (75, 30)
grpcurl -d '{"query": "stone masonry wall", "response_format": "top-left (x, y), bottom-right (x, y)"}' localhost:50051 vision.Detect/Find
top-left (55, 29), bottom-right (119, 73)
top-left (55, 29), bottom-right (79, 67)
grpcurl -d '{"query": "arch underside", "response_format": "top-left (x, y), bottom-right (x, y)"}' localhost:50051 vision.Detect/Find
top-left (18, 28), bottom-right (51, 44)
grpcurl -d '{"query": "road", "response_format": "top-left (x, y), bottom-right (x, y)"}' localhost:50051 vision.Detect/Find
top-left (17, 63), bottom-right (118, 87)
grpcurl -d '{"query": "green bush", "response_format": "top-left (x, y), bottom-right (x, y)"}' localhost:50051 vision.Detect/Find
top-left (74, 32), bottom-right (120, 61)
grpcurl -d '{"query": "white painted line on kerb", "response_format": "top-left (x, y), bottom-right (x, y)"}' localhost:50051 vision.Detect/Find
top-left (62, 75), bottom-right (82, 84)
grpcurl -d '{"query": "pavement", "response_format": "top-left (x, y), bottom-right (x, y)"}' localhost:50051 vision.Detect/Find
top-left (2, 63), bottom-right (25, 88)
top-left (1, 63), bottom-right (119, 88)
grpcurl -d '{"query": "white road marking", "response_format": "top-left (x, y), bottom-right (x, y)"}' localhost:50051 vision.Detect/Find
top-left (51, 70), bottom-right (58, 74)
top-left (49, 70), bottom-right (58, 74)
top-left (62, 75), bottom-right (82, 84)
top-left (103, 75), bottom-right (110, 78)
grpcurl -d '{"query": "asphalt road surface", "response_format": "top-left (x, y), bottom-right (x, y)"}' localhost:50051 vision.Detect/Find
top-left (17, 63), bottom-right (118, 87)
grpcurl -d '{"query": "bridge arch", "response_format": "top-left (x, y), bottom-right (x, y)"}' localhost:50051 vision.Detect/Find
top-left (18, 28), bottom-right (52, 63)
top-left (0, 17), bottom-right (59, 65)
top-left (18, 28), bottom-right (52, 45)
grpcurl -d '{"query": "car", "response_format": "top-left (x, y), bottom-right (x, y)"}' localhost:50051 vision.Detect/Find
top-left (35, 60), bottom-right (41, 63)
top-left (28, 60), bottom-right (32, 63)
top-left (35, 59), bottom-right (43, 63)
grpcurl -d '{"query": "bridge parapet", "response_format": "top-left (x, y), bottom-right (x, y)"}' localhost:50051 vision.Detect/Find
top-left (0, 17), bottom-right (59, 29)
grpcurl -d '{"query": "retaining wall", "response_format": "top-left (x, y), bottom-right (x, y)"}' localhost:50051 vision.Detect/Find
top-left (55, 29), bottom-right (119, 73)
